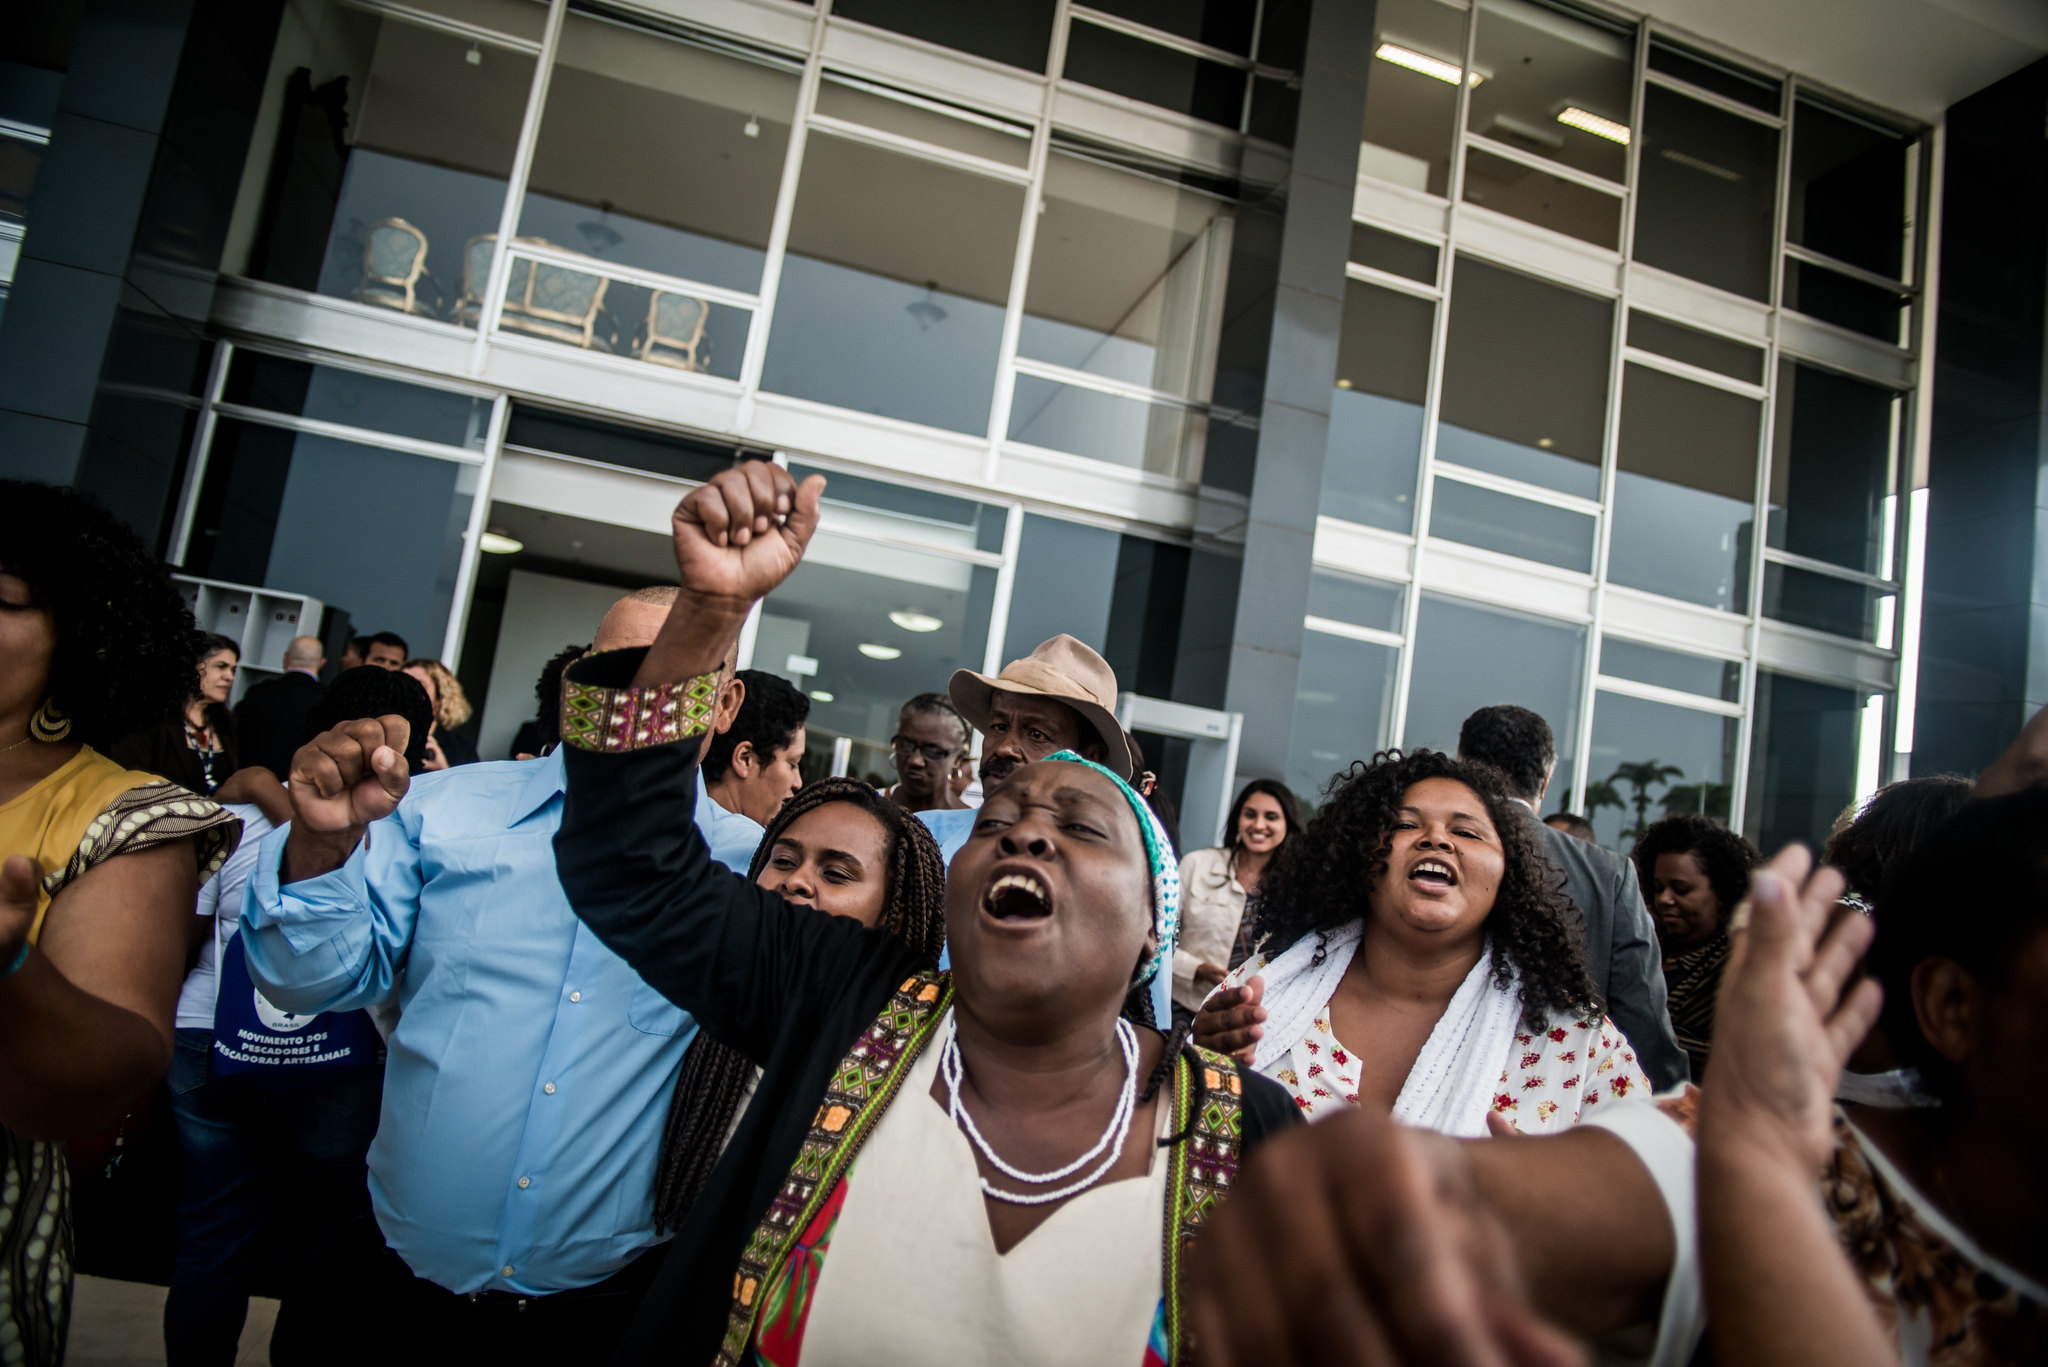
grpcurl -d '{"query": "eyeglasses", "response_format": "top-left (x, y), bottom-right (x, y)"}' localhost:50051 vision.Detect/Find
top-left (890, 736), bottom-right (961, 766)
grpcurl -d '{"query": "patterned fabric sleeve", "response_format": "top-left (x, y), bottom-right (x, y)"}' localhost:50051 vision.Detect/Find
top-left (44, 779), bottom-right (240, 902)
top-left (558, 654), bottom-right (723, 753)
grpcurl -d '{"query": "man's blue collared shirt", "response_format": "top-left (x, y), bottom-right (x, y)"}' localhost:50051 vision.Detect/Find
top-left (240, 749), bottom-right (760, 1295)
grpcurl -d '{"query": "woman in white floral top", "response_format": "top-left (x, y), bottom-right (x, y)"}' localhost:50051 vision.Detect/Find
top-left (1195, 749), bottom-right (1649, 1137)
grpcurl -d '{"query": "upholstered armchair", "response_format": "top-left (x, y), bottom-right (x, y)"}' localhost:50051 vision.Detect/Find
top-left (355, 218), bottom-right (443, 316)
top-left (634, 291), bottom-right (711, 371)
top-left (497, 252), bottom-right (616, 353)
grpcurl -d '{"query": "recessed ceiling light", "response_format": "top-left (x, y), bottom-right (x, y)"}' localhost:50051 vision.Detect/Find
top-left (1556, 106), bottom-right (1631, 145)
top-left (858, 643), bottom-right (902, 661)
top-left (479, 530), bottom-right (524, 554)
top-left (809, 690), bottom-right (835, 702)
top-left (888, 610), bottom-right (943, 633)
top-left (1375, 43), bottom-right (1480, 87)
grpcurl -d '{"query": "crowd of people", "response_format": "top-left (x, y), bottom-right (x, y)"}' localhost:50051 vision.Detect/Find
top-left (1, 469), bottom-right (2043, 1367)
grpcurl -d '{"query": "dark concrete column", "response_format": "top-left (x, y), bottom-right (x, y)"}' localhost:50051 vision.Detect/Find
top-left (1215, 0), bottom-right (1375, 783)
top-left (1915, 56), bottom-right (2048, 774)
top-left (0, 0), bottom-right (279, 547)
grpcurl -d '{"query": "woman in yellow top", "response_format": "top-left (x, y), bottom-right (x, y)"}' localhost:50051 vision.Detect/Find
top-left (0, 481), bottom-right (239, 1367)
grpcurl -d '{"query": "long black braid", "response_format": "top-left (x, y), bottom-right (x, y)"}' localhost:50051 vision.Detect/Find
top-left (652, 779), bottom-right (948, 1230)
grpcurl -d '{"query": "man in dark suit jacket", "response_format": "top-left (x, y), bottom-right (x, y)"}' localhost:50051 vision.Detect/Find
top-left (235, 634), bottom-right (327, 777)
top-left (1459, 705), bottom-right (1688, 1091)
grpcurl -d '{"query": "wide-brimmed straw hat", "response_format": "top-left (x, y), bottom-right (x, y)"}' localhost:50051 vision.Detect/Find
top-left (948, 635), bottom-right (1137, 779)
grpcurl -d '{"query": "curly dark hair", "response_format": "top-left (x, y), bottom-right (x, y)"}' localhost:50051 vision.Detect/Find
top-left (653, 778), bottom-right (947, 1231)
top-left (1457, 704), bottom-right (1556, 802)
top-left (1253, 749), bottom-right (1599, 1031)
top-left (1629, 813), bottom-right (1759, 923)
top-left (1822, 775), bottom-right (1974, 904)
top-left (530, 643), bottom-right (588, 750)
top-left (0, 480), bottom-right (201, 750)
top-left (703, 668), bottom-right (810, 782)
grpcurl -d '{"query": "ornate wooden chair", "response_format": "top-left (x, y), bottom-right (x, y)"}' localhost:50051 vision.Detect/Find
top-left (355, 218), bottom-right (441, 316)
top-left (497, 251), bottom-right (614, 353)
top-left (635, 291), bottom-right (710, 371)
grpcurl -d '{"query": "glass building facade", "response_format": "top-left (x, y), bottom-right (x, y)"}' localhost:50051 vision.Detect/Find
top-left (4, 0), bottom-right (1983, 858)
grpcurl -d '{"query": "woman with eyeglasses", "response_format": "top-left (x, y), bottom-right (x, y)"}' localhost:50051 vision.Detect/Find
top-left (883, 692), bottom-right (971, 813)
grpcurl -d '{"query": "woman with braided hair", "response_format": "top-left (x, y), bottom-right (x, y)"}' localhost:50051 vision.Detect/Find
top-left (651, 778), bottom-right (948, 1230)
top-left (1194, 748), bottom-right (1649, 1135)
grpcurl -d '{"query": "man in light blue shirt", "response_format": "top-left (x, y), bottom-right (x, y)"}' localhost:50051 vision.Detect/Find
top-left (915, 635), bottom-right (1175, 1025)
top-left (240, 588), bottom-right (759, 1359)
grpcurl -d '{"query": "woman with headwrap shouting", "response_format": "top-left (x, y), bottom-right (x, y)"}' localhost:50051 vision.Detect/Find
top-left (547, 463), bottom-right (1300, 1367)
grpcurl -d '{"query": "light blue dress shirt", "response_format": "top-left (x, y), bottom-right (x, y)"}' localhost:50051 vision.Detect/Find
top-left (240, 749), bottom-right (761, 1295)
top-left (917, 805), bottom-right (1174, 1023)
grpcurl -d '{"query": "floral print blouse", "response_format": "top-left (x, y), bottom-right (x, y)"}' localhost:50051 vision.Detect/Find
top-left (1272, 1005), bottom-right (1650, 1132)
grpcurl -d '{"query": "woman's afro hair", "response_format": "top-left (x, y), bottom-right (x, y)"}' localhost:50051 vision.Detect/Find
top-left (1628, 813), bottom-right (1759, 921)
top-left (1253, 748), bottom-right (1600, 1032)
top-left (1, 481), bottom-right (201, 751)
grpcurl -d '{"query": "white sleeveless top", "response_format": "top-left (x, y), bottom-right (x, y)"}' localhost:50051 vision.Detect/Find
top-left (800, 1010), bottom-right (1168, 1366)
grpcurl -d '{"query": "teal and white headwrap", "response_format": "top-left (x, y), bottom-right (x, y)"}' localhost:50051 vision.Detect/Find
top-left (1043, 749), bottom-right (1180, 994)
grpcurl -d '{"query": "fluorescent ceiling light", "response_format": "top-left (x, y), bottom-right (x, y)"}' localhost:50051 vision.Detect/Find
top-left (888, 610), bottom-right (944, 633)
top-left (1556, 106), bottom-right (1630, 144)
top-left (858, 643), bottom-right (902, 660)
top-left (479, 530), bottom-right (524, 554)
top-left (1659, 148), bottom-right (1740, 181)
top-left (809, 690), bottom-right (835, 703)
top-left (1375, 43), bottom-right (1479, 87)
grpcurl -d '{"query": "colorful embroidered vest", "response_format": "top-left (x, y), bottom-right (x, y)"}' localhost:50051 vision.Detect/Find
top-left (716, 971), bottom-right (1249, 1367)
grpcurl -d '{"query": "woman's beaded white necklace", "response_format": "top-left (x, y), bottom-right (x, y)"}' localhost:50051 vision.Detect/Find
top-left (941, 1013), bottom-right (1139, 1206)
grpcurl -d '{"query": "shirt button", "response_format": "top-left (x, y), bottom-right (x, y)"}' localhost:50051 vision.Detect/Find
top-left (543, 1082), bottom-right (556, 1095)
top-left (517, 1176), bottom-right (531, 1189)
top-left (569, 991), bottom-right (581, 1002)
top-left (502, 1265), bottom-right (515, 1277)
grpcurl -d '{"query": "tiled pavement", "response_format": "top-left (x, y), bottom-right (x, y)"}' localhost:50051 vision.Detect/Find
top-left (65, 1276), bottom-right (277, 1367)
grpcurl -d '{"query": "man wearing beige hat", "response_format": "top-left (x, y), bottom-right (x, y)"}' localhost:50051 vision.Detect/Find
top-left (916, 635), bottom-right (1174, 1023)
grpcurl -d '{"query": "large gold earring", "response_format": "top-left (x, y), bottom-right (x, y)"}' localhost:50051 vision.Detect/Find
top-left (29, 698), bottom-right (71, 743)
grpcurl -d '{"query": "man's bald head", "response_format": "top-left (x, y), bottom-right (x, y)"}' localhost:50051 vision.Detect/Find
top-left (283, 635), bottom-right (325, 671)
top-left (592, 586), bottom-right (678, 652)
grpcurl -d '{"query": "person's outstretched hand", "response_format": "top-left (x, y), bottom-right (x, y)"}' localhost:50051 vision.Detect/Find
top-left (1193, 973), bottom-right (1265, 1064)
top-left (1188, 1105), bottom-right (1584, 1367)
top-left (672, 462), bottom-right (825, 612)
top-left (1699, 843), bottom-right (1881, 1172)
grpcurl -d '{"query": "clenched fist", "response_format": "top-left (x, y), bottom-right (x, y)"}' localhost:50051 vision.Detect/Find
top-left (281, 715), bottom-right (412, 882)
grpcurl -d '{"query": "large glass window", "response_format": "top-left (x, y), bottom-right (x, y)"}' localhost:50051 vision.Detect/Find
top-left (1585, 692), bottom-right (1739, 850)
top-left (224, 351), bottom-right (490, 449)
top-left (1632, 85), bottom-right (1779, 300)
top-left (1761, 563), bottom-right (1893, 645)
top-left (1747, 670), bottom-right (1881, 855)
top-left (756, 518), bottom-right (999, 787)
top-left (1063, 21), bottom-right (1249, 128)
top-left (185, 420), bottom-right (475, 655)
top-left (762, 134), bottom-right (1023, 435)
top-left (236, 1), bottom-right (535, 324)
top-left (831, 0), bottom-right (1056, 73)
top-left (1404, 594), bottom-right (1586, 797)
top-left (1609, 363), bottom-right (1760, 612)
top-left (1291, 629), bottom-right (1401, 811)
top-left (1787, 98), bottom-right (1911, 280)
top-left (1437, 257), bottom-right (1611, 499)
top-left (1599, 637), bottom-right (1741, 702)
top-left (1323, 279), bottom-right (1433, 532)
top-left (1468, 0), bottom-right (1634, 185)
top-left (1009, 152), bottom-right (1232, 477)
top-left (1361, 0), bottom-right (1469, 196)
top-left (1428, 476), bottom-right (1597, 572)
top-left (1459, 145), bottom-right (1621, 247)
top-left (1626, 311), bottom-right (1764, 385)
top-left (507, 17), bottom-right (799, 374)
top-left (1767, 361), bottom-right (1898, 576)
top-left (1646, 39), bottom-right (1779, 114)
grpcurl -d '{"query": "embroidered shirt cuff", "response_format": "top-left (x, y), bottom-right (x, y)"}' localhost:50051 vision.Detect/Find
top-left (560, 650), bottom-right (720, 753)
